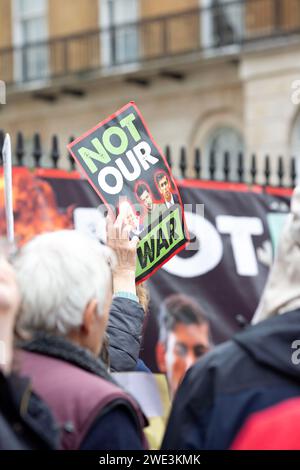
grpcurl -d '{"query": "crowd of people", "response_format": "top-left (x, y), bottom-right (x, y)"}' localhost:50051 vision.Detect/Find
top-left (1, 187), bottom-right (300, 450)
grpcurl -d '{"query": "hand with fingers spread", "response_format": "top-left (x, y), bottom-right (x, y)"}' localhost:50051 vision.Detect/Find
top-left (106, 211), bottom-right (139, 295)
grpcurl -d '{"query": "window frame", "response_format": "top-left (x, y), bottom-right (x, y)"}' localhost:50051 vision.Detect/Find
top-left (12, 0), bottom-right (49, 82)
top-left (99, 0), bottom-right (140, 67)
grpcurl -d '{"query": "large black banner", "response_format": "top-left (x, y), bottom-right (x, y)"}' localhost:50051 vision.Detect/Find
top-left (0, 169), bottom-right (291, 370)
top-left (143, 181), bottom-right (290, 368)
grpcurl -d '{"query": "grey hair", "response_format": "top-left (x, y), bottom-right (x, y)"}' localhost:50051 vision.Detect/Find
top-left (14, 230), bottom-right (115, 335)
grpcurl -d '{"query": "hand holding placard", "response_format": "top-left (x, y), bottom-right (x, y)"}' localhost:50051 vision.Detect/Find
top-left (106, 212), bottom-right (138, 295)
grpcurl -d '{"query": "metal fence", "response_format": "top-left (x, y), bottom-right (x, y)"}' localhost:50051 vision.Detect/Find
top-left (0, 130), bottom-right (297, 187)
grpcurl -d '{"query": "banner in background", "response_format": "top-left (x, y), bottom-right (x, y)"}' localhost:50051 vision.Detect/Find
top-left (146, 182), bottom-right (290, 352)
top-left (68, 102), bottom-right (188, 282)
top-left (0, 169), bottom-right (292, 369)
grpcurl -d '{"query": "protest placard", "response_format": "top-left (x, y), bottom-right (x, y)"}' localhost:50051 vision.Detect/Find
top-left (68, 102), bottom-right (189, 282)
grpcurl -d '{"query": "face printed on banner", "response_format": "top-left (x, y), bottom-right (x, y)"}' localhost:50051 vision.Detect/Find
top-left (140, 189), bottom-right (153, 212)
top-left (157, 322), bottom-right (210, 396)
top-left (158, 175), bottom-right (172, 203)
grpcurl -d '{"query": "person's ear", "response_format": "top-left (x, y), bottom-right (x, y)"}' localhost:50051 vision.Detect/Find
top-left (156, 341), bottom-right (167, 373)
top-left (82, 299), bottom-right (99, 335)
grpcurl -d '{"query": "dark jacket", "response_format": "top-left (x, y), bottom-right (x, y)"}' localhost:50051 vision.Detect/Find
top-left (108, 297), bottom-right (144, 372)
top-left (15, 296), bottom-right (145, 450)
top-left (162, 309), bottom-right (300, 450)
top-left (18, 334), bottom-right (147, 450)
top-left (0, 371), bottom-right (58, 449)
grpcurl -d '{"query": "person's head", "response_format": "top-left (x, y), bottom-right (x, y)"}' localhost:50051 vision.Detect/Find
top-left (156, 173), bottom-right (172, 202)
top-left (252, 185), bottom-right (300, 324)
top-left (156, 294), bottom-right (211, 396)
top-left (136, 183), bottom-right (153, 212)
top-left (14, 230), bottom-right (114, 357)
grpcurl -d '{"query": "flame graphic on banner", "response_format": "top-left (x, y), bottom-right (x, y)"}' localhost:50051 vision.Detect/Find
top-left (0, 170), bottom-right (74, 245)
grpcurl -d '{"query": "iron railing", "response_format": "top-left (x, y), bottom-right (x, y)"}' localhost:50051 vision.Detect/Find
top-left (0, 130), bottom-right (297, 187)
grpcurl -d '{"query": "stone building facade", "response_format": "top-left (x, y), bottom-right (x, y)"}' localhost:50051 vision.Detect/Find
top-left (0, 0), bottom-right (300, 183)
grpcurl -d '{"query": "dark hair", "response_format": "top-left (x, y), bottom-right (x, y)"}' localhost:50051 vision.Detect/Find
top-left (156, 172), bottom-right (168, 186)
top-left (158, 294), bottom-right (208, 343)
top-left (136, 183), bottom-right (149, 198)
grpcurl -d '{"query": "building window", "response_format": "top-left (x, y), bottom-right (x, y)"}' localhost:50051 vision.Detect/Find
top-left (204, 126), bottom-right (245, 180)
top-left (201, 0), bottom-right (244, 49)
top-left (100, 0), bottom-right (139, 66)
top-left (13, 0), bottom-right (48, 82)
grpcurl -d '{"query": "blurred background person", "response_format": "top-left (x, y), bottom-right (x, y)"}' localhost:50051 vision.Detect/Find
top-left (14, 225), bottom-right (147, 450)
top-left (0, 250), bottom-right (58, 450)
top-left (162, 186), bottom-right (300, 450)
top-left (156, 294), bottom-right (211, 397)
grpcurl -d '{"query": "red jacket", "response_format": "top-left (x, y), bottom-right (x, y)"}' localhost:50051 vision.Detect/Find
top-left (232, 397), bottom-right (300, 450)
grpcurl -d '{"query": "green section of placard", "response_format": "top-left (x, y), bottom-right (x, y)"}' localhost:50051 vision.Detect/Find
top-left (136, 207), bottom-right (184, 278)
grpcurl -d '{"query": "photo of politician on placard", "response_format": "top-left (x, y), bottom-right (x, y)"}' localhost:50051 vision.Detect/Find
top-left (155, 172), bottom-right (180, 209)
top-left (68, 101), bottom-right (188, 283)
top-left (135, 182), bottom-right (164, 230)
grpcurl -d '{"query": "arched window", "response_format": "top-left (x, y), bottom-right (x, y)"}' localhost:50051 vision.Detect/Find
top-left (204, 126), bottom-right (244, 180)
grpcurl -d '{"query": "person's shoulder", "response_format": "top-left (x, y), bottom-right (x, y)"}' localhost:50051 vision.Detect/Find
top-left (194, 339), bottom-right (239, 369)
top-left (0, 372), bottom-right (59, 449)
top-left (182, 339), bottom-right (243, 390)
top-left (81, 402), bottom-right (144, 450)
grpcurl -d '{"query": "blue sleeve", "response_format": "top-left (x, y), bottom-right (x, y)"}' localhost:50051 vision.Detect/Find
top-left (135, 359), bottom-right (151, 373)
top-left (80, 404), bottom-right (144, 450)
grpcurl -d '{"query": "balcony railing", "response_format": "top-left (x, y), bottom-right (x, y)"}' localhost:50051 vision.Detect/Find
top-left (1, 0), bottom-right (300, 86)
